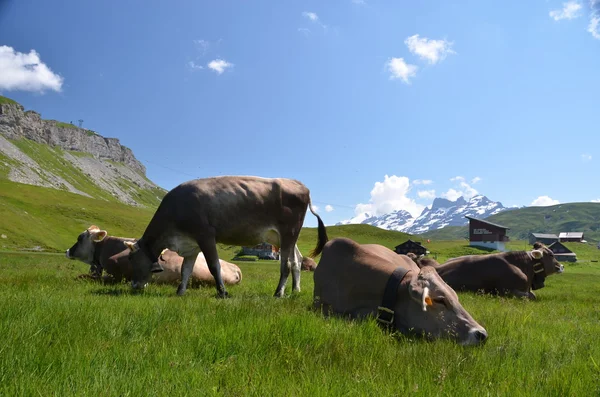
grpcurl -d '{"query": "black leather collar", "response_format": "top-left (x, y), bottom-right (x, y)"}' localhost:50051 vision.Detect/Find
top-left (377, 266), bottom-right (411, 332)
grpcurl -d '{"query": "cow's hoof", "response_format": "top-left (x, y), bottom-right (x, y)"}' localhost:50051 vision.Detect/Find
top-left (176, 286), bottom-right (186, 296)
top-left (216, 291), bottom-right (229, 299)
top-left (273, 290), bottom-right (284, 298)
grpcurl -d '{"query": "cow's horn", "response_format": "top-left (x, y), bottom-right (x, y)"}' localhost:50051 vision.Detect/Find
top-left (124, 241), bottom-right (138, 252)
top-left (531, 249), bottom-right (543, 260)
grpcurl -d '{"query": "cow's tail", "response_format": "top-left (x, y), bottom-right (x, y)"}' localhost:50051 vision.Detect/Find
top-left (308, 199), bottom-right (328, 258)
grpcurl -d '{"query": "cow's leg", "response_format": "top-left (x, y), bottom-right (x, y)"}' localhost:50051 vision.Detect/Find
top-left (290, 243), bottom-right (303, 293)
top-left (177, 252), bottom-right (200, 296)
top-left (274, 244), bottom-right (293, 298)
top-left (197, 239), bottom-right (228, 298)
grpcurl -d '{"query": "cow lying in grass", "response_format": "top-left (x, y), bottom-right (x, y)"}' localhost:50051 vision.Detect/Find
top-left (313, 237), bottom-right (488, 346)
top-left (408, 243), bottom-right (563, 300)
top-left (66, 225), bottom-right (242, 286)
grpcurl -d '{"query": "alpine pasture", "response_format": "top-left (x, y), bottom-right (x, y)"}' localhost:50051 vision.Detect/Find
top-left (1, 225), bottom-right (600, 396)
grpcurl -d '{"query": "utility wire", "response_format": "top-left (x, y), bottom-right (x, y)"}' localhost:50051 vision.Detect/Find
top-left (139, 158), bottom-right (357, 210)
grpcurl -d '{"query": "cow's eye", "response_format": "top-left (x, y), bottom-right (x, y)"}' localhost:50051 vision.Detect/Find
top-left (434, 297), bottom-right (448, 306)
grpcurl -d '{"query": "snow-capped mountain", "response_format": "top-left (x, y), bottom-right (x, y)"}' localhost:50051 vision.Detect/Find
top-left (406, 195), bottom-right (507, 234)
top-left (336, 195), bottom-right (508, 234)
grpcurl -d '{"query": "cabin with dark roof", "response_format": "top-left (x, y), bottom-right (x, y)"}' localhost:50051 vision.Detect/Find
top-left (528, 233), bottom-right (559, 246)
top-left (548, 241), bottom-right (577, 262)
top-left (559, 232), bottom-right (584, 243)
top-left (465, 216), bottom-right (509, 251)
top-left (394, 240), bottom-right (428, 256)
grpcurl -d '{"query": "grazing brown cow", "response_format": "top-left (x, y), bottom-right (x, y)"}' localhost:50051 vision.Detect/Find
top-left (426, 243), bottom-right (564, 300)
top-left (66, 226), bottom-right (242, 286)
top-left (313, 238), bottom-right (488, 345)
top-left (123, 176), bottom-right (327, 298)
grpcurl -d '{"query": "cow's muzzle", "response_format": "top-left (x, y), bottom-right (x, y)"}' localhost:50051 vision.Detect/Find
top-left (557, 264), bottom-right (564, 274)
top-left (462, 327), bottom-right (488, 346)
top-left (65, 249), bottom-right (72, 259)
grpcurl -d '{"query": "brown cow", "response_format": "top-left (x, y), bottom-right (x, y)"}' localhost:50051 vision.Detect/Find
top-left (313, 238), bottom-right (488, 345)
top-left (301, 256), bottom-right (317, 271)
top-left (66, 226), bottom-right (242, 286)
top-left (123, 176), bottom-right (327, 298)
top-left (427, 243), bottom-right (564, 300)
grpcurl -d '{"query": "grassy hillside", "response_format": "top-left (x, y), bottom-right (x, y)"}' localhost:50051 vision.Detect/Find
top-left (0, 179), bottom-right (154, 252)
top-left (7, 138), bottom-right (164, 208)
top-left (421, 202), bottom-right (600, 242)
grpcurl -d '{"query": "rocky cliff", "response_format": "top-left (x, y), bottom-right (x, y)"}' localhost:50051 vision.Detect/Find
top-left (0, 96), bottom-right (165, 207)
top-left (0, 101), bottom-right (144, 173)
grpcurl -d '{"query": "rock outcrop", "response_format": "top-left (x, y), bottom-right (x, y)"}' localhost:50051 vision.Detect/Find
top-left (0, 101), bottom-right (145, 174)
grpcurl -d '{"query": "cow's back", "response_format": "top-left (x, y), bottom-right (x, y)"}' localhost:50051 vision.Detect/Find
top-left (151, 176), bottom-right (310, 246)
top-left (314, 238), bottom-right (417, 317)
top-left (437, 254), bottom-right (525, 291)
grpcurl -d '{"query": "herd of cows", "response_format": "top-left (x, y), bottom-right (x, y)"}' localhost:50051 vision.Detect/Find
top-left (65, 175), bottom-right (566, 347)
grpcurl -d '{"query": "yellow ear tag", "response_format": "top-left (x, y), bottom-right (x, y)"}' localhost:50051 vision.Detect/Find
top-left (160, 248), bottom-right (168, 256)
top-left (425, 296), bottom-right (433, 306)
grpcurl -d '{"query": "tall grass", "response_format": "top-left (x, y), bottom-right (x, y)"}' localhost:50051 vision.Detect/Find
top-left (1, 251), bottom-right (599, 396)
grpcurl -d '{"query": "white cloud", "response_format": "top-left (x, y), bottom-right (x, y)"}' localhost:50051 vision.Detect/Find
top-left (404, 35), bottom-right (455, 65)
top-left (531, 196), bottom-right (560, 206)
top-left (414, 179), bottom-right (433, 185)
top-left (187, 61), bottom-right (204, 71)
top-left (418, 190), bottom-right (436, 200)
top-left (298, 28), bottom-right (311, 36)
top-left (591, 198), bottom-right (600, 203)
top-left (549, 1), bottom-right (582, 21)
top-left (193, 39), bottom-right (210, 55)
top-left (0, 46), bottom-right (63, 93)
top-left (386, 58), bottom-right (418, 84)
top-left (207, 59), bottom-right (233, 74)
top-left (325, 205), bottom-right (334, 212)
top-left (352, 0), bottom-right (366, 4)
top-left (581, 153), bottom-right (592, 161)
top-left (312, 205), bottom-right (319, 212)
top-left (442, 188), bottom-right (463, 201)
top-left (442, 176), bottom-right (478, 200)
top-left (302, 11), bottom-right (319, 22)
top-left (471, 176), bottom-right (482, 184)
top-left (353, 175), bottom-right (425, 218)
top-left (589, 14), bottom-right (600, 39)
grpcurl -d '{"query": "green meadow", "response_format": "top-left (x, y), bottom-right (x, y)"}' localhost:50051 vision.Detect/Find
top-left (1, 237), bottom-right (599, 396)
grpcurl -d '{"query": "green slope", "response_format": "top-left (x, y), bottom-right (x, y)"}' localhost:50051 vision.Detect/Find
top-left (421, 202), bottom-right (600, 242)
top-left (0, 179), bottom-right (155, 252)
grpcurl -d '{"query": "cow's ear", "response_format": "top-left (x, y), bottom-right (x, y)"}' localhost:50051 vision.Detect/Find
top-left (531, 249), bottom-right (543, 260)
top-left (533, 242), bottom-right (543, 250)
top-left (91, 230), bottom-right (107, 242)
top-left (87, 225), bottom-right (100, 232)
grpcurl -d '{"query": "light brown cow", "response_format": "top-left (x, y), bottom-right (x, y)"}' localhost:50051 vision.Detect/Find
top-left (124, 176), bottom-right (327, 298)
top-left (422, 242), bottom-right (564, 300)
top-left (301, 256), bottom-right (317, 271)
top-left (313, 238), bottom-right (488, 345)
top-left (66, 226), bottom-right (242, 286)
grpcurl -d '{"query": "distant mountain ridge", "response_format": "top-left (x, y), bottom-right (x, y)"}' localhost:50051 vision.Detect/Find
top-left (337, 194), bottom-right (508, 234)
top-left (0, 95), bottom-right (166, 207)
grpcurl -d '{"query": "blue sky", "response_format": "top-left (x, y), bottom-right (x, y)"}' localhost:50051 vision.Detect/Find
top-left (1, 0), bottom-right (599, 227)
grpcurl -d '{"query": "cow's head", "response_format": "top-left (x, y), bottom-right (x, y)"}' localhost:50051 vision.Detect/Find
top-left (66, 225), bottom-right (107, 264)
top-left (399, 266), bottom-right (487, 346)
top-left (532, 242), bottom-right (564, 276)
top-left (124, 240), bottom-right (164, 290)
